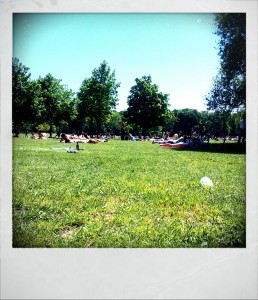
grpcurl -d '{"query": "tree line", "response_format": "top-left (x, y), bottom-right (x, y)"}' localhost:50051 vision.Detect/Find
top-left (12, 13), bottom-right (245, 138)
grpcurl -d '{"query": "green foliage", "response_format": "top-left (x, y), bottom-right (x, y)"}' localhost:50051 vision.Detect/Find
top-left (105, 110), bottom-right (122, 134)
top-left (205, 111), bottom-right (230, 136)
top-left (172, 109), bottom-right (201, 135)
top-left (36, 123), bottom-right (51, 132)
top-left (56, 88), bottom-right (78, 126)
top-left (38, 74), bottom-right (75, 136)
top-left (12, 53), bottom-right (245, 140)
top-left (77, 61), bottom-right (120, 134)
top-left (206, 71), bottom-right (245, 112)
top-left (12, 58), bottom-right (44, 135)
top-left (162, 110), bottom-right (177, 133)
top-left (58, 120), bottom-right (69, 133)
top-left (12, 58), bottom-right (76, 136)
top-left (169, 109), bottom-right (241, 137)
top-left (206, 13), bottom-right (246, 112)
top-left (13, 138), bottom-right (245, 248)
top-left (215, 13), bottom-right (246, 78)
top-left (127, 75), bottom-right (170, 134)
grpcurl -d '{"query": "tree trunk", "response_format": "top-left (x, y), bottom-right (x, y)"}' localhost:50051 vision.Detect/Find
top-left (121, 128), bottom-right (125, 140)
top-left (49, 117), bottom-right (53, 138)
top-left (13, 124), bottom-right (20, 137)
top-left (142, 127), bottom-right (147, 136)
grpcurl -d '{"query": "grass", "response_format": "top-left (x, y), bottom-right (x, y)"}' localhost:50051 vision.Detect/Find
top-left (12, 137), bottom-right (246, 248)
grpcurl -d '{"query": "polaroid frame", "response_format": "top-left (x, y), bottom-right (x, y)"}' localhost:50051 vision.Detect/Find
top-left (1, 0), bottom-right (257, 299)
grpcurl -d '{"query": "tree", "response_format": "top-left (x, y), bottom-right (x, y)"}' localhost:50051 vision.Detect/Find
top-left (206, 13), bottom-right (246, 112)
top-left (12, 57), bottom-right (43, 136)
top-left (172, 109), bottom-right (201, 135)
top-left (162, 110), bottom-right (178, 133)
top-left (77, 61), bottom-right (120, 134)
top-left (205, 111), bottom-right (231, 137)
top-left (54, 86), bottom-right (77, 133)
top-left (206, 70), bottom-right (245, 112)
top-left (105, 110), bottom-right (122, 135)
top-left (215, 13), bottom-right (246, 79)
top-left (38, 74), bottom-right (75, 137)
top-left (127, 75), bottom-right (169, 135)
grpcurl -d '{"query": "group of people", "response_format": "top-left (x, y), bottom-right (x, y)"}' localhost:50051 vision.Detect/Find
top-left (128, 133), bottom-right (151, 141)
top-left (29, 118), bottom-right (246, 146)
top-left (59, 133), bottom-right (108, 144)
top-left (125, 130), bottom-right (188, 144)
top-left (152, 131), bottom-right (187, 145)
top-left (31, 132), bottom-right (47, 139)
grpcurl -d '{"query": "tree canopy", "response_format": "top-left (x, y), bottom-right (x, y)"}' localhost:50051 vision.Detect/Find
top-left (38, 73), bottom-right (75, 137)
top-left (12, 56), bottom-right (244, 139)
top-left (172, 109), bottom-right (201, 135)
top-left (77, 61), bottom-right (120, 134)
top-left (206, 13), bottom-right (246, 112)
top-left (127, 75), bottom-right (169, 135)
top-left (12, 58), bottom-right (43, 135)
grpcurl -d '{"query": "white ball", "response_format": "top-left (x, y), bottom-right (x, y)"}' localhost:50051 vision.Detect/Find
top-left (200, 177), bottom-right (213, 187)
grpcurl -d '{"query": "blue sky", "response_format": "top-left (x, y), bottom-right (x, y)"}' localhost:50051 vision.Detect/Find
top-left (13, 13), bottom-right (220, 112)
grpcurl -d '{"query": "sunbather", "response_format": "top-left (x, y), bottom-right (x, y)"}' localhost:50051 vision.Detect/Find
top-left (153, 131), bottom-right (187, 144)
top-left (128, 133), bottom-right (136, 141)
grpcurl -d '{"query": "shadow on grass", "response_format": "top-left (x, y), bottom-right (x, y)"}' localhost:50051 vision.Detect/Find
top-left (171, 143), bottom-right (246, 155)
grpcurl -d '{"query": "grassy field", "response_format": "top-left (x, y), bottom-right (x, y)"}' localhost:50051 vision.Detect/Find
top-left (12, 137), bottom-right (246, 248)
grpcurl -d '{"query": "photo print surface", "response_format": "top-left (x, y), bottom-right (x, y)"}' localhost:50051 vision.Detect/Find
top-left (12, 12), bottom-right (246, 248)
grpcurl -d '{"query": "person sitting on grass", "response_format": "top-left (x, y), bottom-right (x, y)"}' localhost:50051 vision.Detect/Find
top-left (128, 133), bottom-right (136, 141)
top-left (38, 132), bottom-right (47, 139)
top-left (165, 131), bottom-right (186, 144)
top-left (97, 134), bottom-right (108, 142)
top-left (60, 133), bottom-right (71, 143)
top-left (171, 133), bottom-right (178, 140)
top-left (165, 131), bottom-right (170, 140)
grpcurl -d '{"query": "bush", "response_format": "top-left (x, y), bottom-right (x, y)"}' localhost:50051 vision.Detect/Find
top-left (36, 123), bottom-right (50, 132)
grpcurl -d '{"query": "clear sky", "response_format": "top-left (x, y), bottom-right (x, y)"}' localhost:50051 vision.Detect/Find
top-left (13, 13), bottom-right (220, 112)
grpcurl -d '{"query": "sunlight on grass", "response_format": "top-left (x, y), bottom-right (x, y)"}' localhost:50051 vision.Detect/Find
top-left (13, 138), bottom-right (245, 248)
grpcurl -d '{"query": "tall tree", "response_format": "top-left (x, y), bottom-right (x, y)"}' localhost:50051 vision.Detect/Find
top-left (54, 86), bottom-right (77, 133)
top-left (12, 57), bottom-right (43, 136)
top-left (38, 74), bottom-right (75, 137)
top-left (206, 13), bottom-right (246, 112)
top-left (127, 75), bottom-right (169, 135)
top-left (77, 61), bottom-right (120, 134)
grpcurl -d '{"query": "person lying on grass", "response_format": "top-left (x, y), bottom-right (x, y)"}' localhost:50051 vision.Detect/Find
top-left (60, 133), bottom-right (107, 144)
top-left (153, 131), bottom-right (186, 144)
top-left (152, 132), bottom-right (178, 144)
top-left (38, 132), bottom-right (47, 139)
top-left (128, 133), bottom-right (136, 141)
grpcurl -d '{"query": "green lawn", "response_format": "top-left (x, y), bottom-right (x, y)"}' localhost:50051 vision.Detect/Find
top-left (12, 137), bottom-right (246, 248)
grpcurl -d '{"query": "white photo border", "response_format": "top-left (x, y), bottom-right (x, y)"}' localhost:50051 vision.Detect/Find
top-left (1, 0), bottom-right (257, 299)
